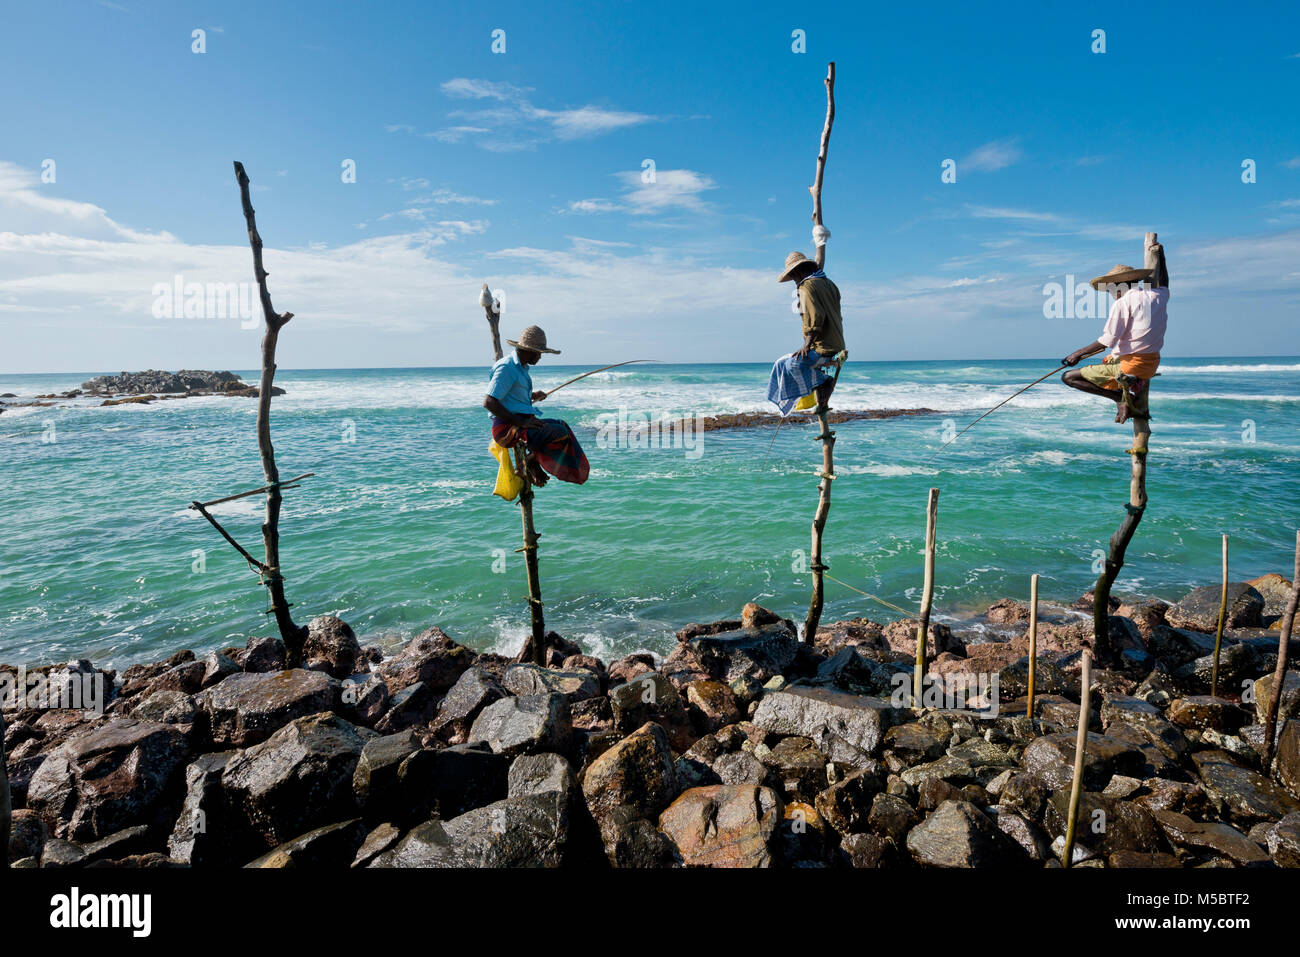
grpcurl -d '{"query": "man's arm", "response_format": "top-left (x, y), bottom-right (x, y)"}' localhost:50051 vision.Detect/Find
top-left (484, 395), bottom-right (535, 428)
top-left (1062, 341), bottom-right (1107, 367)
top-left (1147, 239), bottom-right (1169, 289)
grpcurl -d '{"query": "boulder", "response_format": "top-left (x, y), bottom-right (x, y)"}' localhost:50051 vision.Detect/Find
top-left (1166, 583), bottom-right (1264, 632)
top-left (1171, 642), bottom-right (1260, 695)
top-left (882, 619), bottom-right (962, 658)
top-left (303, 616), bottom-right (362, 679)
top-left (1277, 720), bottom-right (1300, 798)
top-left (508, 752), bottom-right (575, 800)
top-left (167, 750), bottom-right (238, 866)
top-left (468, 693), bottom-right (571, 757)
top-left (340, 674), bottom-right (389, 726)
top-left (429, 667), bottom-right (505, 742)
top-left (906, 800), bottom-right (1029, 868)
top-left (370, 792), bottom-right (570, 867)
top-left (752, 687), bottom-right (893, 764)
top-left (198, 669), bottom-right (341, 748)
top-left (985, 599), bottom-right (1030, 624)
top-left (840, 831), bottom-right (894, 868)
top-left (1167, 696), bottom-right (1247, 733)
top-left (882, 722), bottom-right (948, 764)
top-left (200, 652), bottom-right (240, 689)
top-left (1021, 732), bottom-right (1145, 790)
top-left (7, 808), bottom-right (47, 863)
top-left (26, 718), bottom-right (190, 842)
top-left (581, 723), bottom-right (677, 861)
top-left (814, 762), bottom-right (886, 835)
top-left (1151, 809), bottom-right (1268, 865)
top-left (245, 819), bottom-right (367, 868)
top-left (352, 732), bottom-right (420, 819)
top-left (237, 636), bottom-right (286, 673)
top-left (1252, 671), bottom-right (1300, 724)
top-left (391, 743), bottom-right (509, 824)
top-left (1246, 573), bottom-right (1294, 623)
top-left (867, 792), bottom-right (918, 843)
top-left (130, 690), bottom-right (196, 725)
top-left (221, 712), bottom-right (375, 852)
top-left (685, 680), bottom-right (742, 732)
top-left (373, 681), bottom-right (437, 733)
top-left (608, 673), bottom-right (691, 748)
top-left (658, 784), bottom-right (784, 868)
top-left (761, 735), bottom-right (829, 798)
top-left (374, 628), bottom-right (474, 694)
top-left (1265, 811), bottom-right (1300, 867)
top-left (684, 621), bottom-right (800, 684)
top-left (503, 663), bottom-right (600, 702)
top-left (1191, 750), bottom-right (1300, 825)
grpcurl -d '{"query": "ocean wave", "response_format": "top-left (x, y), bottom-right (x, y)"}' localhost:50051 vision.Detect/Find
top-left (1165, 363), bottom-right (1300, 374)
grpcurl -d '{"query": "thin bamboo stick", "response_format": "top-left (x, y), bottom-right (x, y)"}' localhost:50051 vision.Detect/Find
top-left (1211, 534), bottom-right (1229, 697)
top-left (1027, 573), bottom-right (1040, 724)
top-left (913, 488), bottom-right (939, 707)
top-left (1262, 530), bottom-right (1300, 770)
top-left (1061, 646), bottom-right (1093, 867)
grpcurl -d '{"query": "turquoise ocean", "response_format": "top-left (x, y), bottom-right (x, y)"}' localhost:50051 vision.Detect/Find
top-left (2, 358), bottom-right (1297, 670)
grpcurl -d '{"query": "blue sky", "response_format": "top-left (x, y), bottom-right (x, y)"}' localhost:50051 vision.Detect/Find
top-left (2, 0), bottom-right (1298, 373)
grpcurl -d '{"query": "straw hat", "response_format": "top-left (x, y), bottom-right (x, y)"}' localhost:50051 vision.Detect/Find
top-left (778, 251), bottom-right (817, 283)
top-left (506, 325), bottom-right (561, 355)
top-left (1089, 264), bottom-right (1153, 289)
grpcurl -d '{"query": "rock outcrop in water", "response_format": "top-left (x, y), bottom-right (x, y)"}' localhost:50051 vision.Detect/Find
top-left (3, 585), bottom-right (1299, 869)
top-left (61, 370), bottom-right (286, 404)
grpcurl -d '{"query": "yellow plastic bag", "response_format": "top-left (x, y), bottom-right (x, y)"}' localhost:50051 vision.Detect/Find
top-left (490, 440), bottom-right (524, 501)
top-left (794, 392), bottom-right (817, 411)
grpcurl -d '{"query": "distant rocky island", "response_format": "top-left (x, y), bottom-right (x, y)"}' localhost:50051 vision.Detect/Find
top-left (2, 370), bottom-right (287, 410)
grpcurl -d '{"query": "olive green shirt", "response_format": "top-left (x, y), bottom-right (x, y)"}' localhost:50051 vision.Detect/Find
top-left (798, 275), bottom-right (845, 356)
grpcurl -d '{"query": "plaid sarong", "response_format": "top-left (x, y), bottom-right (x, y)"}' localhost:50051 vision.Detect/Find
top-left (491, 417), bottom-right (590, 485)
top-left (767, 351), bottom-right (837, 415)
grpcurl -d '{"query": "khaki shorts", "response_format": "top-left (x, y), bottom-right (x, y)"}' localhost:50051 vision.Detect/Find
top-left (1080, 353), bottom-right (1160, 391)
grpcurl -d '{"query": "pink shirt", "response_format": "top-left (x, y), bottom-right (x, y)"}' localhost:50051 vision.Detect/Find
top-left (1099, 287), bottom-right (1169, 357)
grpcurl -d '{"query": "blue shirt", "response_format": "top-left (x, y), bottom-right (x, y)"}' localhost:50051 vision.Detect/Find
top-left (486, 352), bottom-right (539, 416)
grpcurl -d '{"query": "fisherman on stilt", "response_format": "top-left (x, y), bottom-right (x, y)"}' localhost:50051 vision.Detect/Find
top-left (483, 325), bottom-right (589, 487)
top-left (768, 250), bottom-right (847, 414)
top-left (1061, 238), bottom-right (1170, 424)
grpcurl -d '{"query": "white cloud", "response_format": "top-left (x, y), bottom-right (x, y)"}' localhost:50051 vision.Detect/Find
top-left (961, 138), bottom-right (1023, 173)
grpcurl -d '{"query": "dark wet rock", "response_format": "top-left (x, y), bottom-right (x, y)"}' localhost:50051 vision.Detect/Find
top-left (41, 837), bottom-right (89, 868)
top-left (1167, 583), bottom-right (1265, 632)
top-left (303, 616), bottom-right (361, 679)
top-left (1109, 849), bottom-right (1181, 867)
top-left (902, 755), bottom-right (977, 789)
top-left (198, 669), bottom-right (340, 748)
top-left (1172, 642), bottom-right (1260, 695)
top-left (1151, 809), bottom-right (1268, 865)
top-left (1168, 696), bottom-right (1247, 733)
top-left (840, 831), bottom-right (894, 867)
top-left (882, 619), bottom-right (962, 658)
top-left (27, 718), bottom-right (190, 842)
top-left (246, 818), bottom-right (367, 868)
top-left (1191, 749), bottom-right (1300, 825)
top-left (508, 752), bottom-right (575, 800)
top-left (684, 621), bottom-right (800, 684)
top-left (1042, 790), bottom-right (1164, 856)
top-left (340, 673), bottom-right (389, 726)
top-left (906, 800), bottom-right (1030, 868)
top-left (994, 808), bottom-right (1051, 860)
top-left (352, 731), bottom-right (419, 819)
top-left (390, 743), bottom-right (508, 825)
top-left (200, 652), bottom-right (240, 689)
top-left (82, 369), bottom-right (247, 395)
top-left (813, 762), bottom-right (885, 835)
top-left (813, 617), bottom-right (886, 656)
top-left (374, 681), bottom-right (437, 734)
top-left (72, 824), bottom-right (156, 864)
top-left (948, 737), bottom-right (1017, 775)
top-left (468, 693), bottom-right (571, 757)
top-left (221, 712), bottom-right (375, 852)
top-left (759, 735), bottom-right (829, 799)
top-left (779, 800), bottom-right (836, 866)
top-left (659, 784), bottom-right (783, 868)
top-left (1021, 731), bottom-right (1145, 790)
top-left (236, 636), bottom-right (286, 673)
top-left (130, 689), bottom-right (196, 725)
top-left (569, 695), bottom-right (613, 734)
top-left (883, 722), bottom-right (948, 765)
top-left (608, 673), bottom-right (691, 749)
top-left (1136, 777), bottom-right (1207, 817)
top-left (561, 654), bottom-right (607, 684)
top-left (7, 808), bottom-right (47, 863)
top-left (430, 667), bottom-right (506, 742)
top-left (685, 680), bottom-right (742, 732)
top-left (503, 663), bottom-right (600, 702)
top-left (1276, 720), bottom-right (1300, 798)
top-left (151, 659), bottom-right (206, 695)
top-left (581, 723), bottom-right (677, 861)
top-left (374, 628), bottom-right (474, 694)
top-left (1115, 600), bottom-right (1171, 640)
top-left (351, 822), bottom-right (401, 868)
top-left (1252, 671), bottom-right (1300, 723)
top-left (371, 791), bottom-right (570, 867)
top-left (809, 646), bottom-right (894, 696)
top-left (607, 653), bottom-right (656, 686)
top-left (714, 750), bottom-right (775, 787)
top-left (167, 750), bottom-right (238, 866)
top-left (867, 792), bottom-right (917, 843)
top-left (996, 657), bottom-right (1075, 701)
top-left (1265, 811), bottom-right (1300, 867)
top-left (752, 687), bottom-right (892, 764)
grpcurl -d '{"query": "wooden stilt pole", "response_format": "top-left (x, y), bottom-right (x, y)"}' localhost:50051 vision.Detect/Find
top-left (1027, 573), bottom-right (1040, 724)
top-left (1262, 530), bottom-right (1300, 771)
top-left (913, 488), bottom-right (939, 706)
top-left (801, 61), bottom-right (836, 643)
top-left (1211, 534), bottom-right (1229, 698)
top-left (1061, 646), bottom-right (1093, 866)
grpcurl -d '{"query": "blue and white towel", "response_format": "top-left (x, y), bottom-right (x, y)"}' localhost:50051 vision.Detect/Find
top-left (767, 352), bottom-right (837, 416)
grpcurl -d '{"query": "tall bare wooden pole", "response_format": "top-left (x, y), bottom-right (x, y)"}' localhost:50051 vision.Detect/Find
top-left (1263, 530), bottom-right (1300, 770)
top-left (234, 161), bottom-right (309, 666)
top-left (913, 488), bottom-right (939, 705)
top-left (480, 283), bottom-right (503, 361)
top-left (1211, 534), bottom-right (1229, 697)
top-left (802, 61), bottom-right (837, 642)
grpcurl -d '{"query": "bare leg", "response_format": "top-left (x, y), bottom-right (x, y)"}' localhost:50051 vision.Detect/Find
top-left (1061, 369), bottom-right (1120, 402)
top-left (815, 375), bottom-right (836, 409)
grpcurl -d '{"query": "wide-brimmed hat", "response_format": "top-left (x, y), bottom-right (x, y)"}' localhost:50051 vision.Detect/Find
top-left (1089, 264), bottom-right (1153, 289)
top-left (778, 251), bottom-right (817, 283)
top-left (506, 325), bottom-right (561, 355)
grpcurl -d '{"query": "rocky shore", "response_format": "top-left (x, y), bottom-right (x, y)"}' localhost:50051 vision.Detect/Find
top-left (0, 371), bottom-right (283, 415)
top-left (686, 408), bottom-right (941, 432)
top-left (3, 576), bottom-right (1298, 869)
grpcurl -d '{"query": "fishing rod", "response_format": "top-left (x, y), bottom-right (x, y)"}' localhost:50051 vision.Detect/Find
top-left (540, 359), bottom-right (659, 399)
top-left (927, 362), bottom-right (1067, 460)
top-left (824, 572), bottom-right (914, 617)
